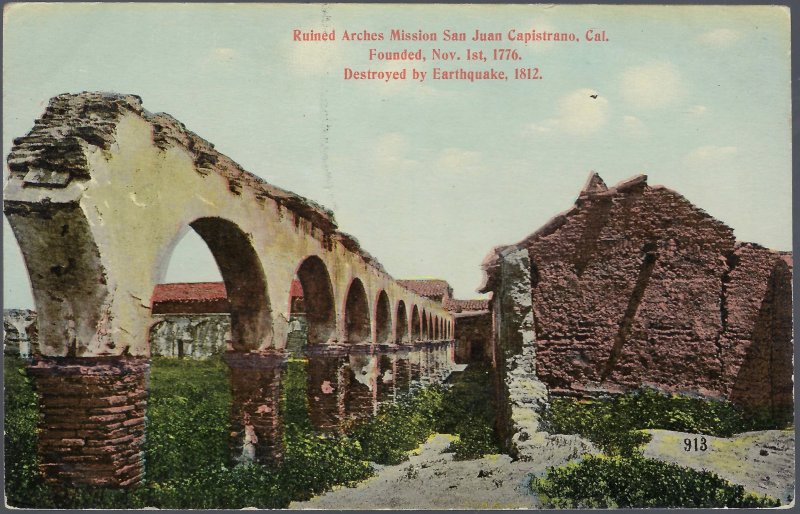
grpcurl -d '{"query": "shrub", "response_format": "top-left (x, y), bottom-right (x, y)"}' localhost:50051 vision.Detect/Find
top-left (351, 387), bottom-right (445, 465)
top-left (532, 454), bottom-right (781, 508)
top-left (436, 364), bottom-right (502, 459)
top-left (544, 387), bottom-right (787, 456)
top-left (145, 356), bottom-right (232, 481)
top-left (3, 357), bottom-right (50, 507)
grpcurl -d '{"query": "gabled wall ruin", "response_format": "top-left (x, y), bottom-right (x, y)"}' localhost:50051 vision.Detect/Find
top-left (482, 173), bottom-right (793, 446)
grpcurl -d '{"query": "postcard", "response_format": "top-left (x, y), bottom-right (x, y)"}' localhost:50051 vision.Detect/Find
top-left (2, 3), bottom-right (793, 509)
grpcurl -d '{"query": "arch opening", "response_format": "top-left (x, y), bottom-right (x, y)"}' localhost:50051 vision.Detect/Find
top-left (345, 278), bottom-right (370, 343)
top-left (396, 300), bottom-right (409, 343)
top-left (375, 290), bottom-right (392, 344)
top-left (155, 217), bottom-right (270, 353)
top-left (296, 256), bottom-right (336, 345)
top-left (411, 305), bottom-right (421, 341)
top-left (189, 218), bottom-right (272, 351)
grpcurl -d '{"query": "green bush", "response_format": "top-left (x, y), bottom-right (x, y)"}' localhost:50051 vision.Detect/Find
top-left (4, 356), bottom-right (49, 507)
top-left (145, 356), bottom-right (232, 481)
top-left (544, 387), bottom-right (787, 456)
top-left (352, 387), bottom-right (445, 465)
top-left (435, 364), bottom-right (502, 459)
top-left (532, 454), bottom-right (780, 508)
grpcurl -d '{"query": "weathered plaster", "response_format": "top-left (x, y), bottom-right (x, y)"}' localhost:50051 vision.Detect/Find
top-left (5, 93), bottom-right (453, 357)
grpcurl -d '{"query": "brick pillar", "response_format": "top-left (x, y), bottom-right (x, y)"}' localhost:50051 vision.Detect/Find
top-left (26, 357), bottom-right (149, 488)
top-left (305, 344), bottom-right (348, 433)
top-left (409, 347), bottom-right (422, 391)
top-left (394, 347), bottom-right (411, 395)
top-left (376, 346), bottom-right (396, 407)
top-left (420, 343), bottom-right (433, 386)
top-left (345, 346), bottom-right (377, 424)
top-left (224, 350), bottom-right (286, 466)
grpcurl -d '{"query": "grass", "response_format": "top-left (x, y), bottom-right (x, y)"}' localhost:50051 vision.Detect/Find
top-left (5, 355), bottom-right (499, 508)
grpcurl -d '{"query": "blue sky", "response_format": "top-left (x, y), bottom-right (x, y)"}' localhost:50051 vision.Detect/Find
top-left (3, 4), bottom-right (792, 308)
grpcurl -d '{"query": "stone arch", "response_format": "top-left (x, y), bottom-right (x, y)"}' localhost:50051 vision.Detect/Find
top-left (344, 278), bottom-right (370, 343)
top-left (295, 255), bottom-right (336, 345)
top-left (161, 217), bottom-right (271, 352)
top-left (411, 305), bottom-right (422, 341)
top-left (420, 309), bottom-right (428, 340)
top-left (375, 290), bottom-right (392, 344)
top-left (396, 300), bottom-right (409, 343)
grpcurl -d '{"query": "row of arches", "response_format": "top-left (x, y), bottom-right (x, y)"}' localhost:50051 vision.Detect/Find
top-left (298, 255), bottom-right (453, 345)
top-left (155, 219), bottom-right (452, 353)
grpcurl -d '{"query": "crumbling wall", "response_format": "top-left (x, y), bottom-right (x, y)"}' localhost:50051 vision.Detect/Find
top-left (516, 174), bottom-right (791, 418)
top-left (722, 244), bottom-right (793, 420)
top-left (453, 312), bottom-right (492, 364)
top-left (4, 309), bottom-right (39, 357)
top-left (490, 247), bottom-right (596, 461)
top-left (149, 314), bottom-right (230, 358)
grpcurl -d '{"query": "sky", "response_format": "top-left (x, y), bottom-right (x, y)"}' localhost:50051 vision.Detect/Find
top-left (3, 4), bottom-right (792, 309)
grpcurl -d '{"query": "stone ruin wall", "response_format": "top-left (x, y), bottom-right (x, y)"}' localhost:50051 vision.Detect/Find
top-left (4, 309), bottom-right (39, 357)
top-left (524, 176), bottom-right (792, 419)
top-left (149, 314), bottom-right (231, 358)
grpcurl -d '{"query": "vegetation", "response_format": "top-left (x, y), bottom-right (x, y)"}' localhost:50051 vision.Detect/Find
top-left (435, 363), bottom-right (501, 460)
top-left (544, 387), bottom-right (787, 456)
top-left (4, 355), bottom-right (500, 508)
top-left (530, 387), bottom-right (786, 508)
top-left (532, 454), bottom-right (780, 508)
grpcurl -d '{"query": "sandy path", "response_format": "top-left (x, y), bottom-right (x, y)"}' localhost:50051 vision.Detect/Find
top-left (290, 434), bottom-right (544, 509)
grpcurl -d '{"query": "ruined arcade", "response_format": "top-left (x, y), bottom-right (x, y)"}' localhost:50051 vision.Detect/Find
top-left (4, 92), bottom-right (456, 487)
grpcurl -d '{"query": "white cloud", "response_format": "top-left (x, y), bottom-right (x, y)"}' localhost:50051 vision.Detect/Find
top-left (686, 105), bottom-right (708, 116)
top-left (371, 133), bottom-right (420, 173)
top-left (698, 29), bottom-right (739, 47)
top-left (209, 48), bottom-right (237, 63)
top-left (435, 148), bottom-right (482, 173)
top-left (524, 88), bottom-right (609, 137)
top-left (622, 115), bottom-right (648, 138)
top-left (685, 145), bottom-right (738, 167)
top-left (620, 62), bottom-right (683, 109)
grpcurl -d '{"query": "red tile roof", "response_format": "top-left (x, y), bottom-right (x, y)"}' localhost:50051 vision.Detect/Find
top-left (397, 279), bottom-right (452, 299)
top-left (444, 298), bottom-right (490, 313)
top-left (152, 282), bottom-right (227, 304)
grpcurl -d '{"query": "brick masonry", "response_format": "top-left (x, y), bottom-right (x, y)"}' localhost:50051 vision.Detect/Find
top-left (223, 351), bottom-right (287, 466)
top-left (484, 174), bottom-right (793, 422)
top-left (26, 357), bottom-right (149, 487)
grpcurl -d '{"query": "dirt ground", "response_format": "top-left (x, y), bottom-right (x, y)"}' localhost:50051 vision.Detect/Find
top-left (643, 428), bottom-right (795, 504)
top-left (291, 428), bottom-right (795, 509)
top-left (290, 434), bottom-right (544, 509)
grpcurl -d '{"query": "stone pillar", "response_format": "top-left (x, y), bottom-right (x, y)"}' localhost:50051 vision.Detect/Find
top-left (224, 350), bottom-right (287, 466)
top-left (376, 345), bottom-right (396, 407)
top-left (394, 346), bottom-right (411, 396)
top-left (345, 345), bottom-right (378, 424)
top-left (305, 344), bottom-right (348, 433)
top-left (26, 357), bottom-right (149, 488)
top-left (409, 346), bottom-right (422, 391)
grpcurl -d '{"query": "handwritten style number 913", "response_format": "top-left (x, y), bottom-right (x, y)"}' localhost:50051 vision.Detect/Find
top-left (683, 436), bottom-right (708, 452)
